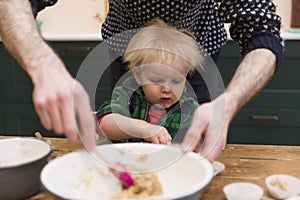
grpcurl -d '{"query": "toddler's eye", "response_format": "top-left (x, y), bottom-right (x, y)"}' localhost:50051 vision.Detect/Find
top-left (151, 79), bottom-right (163, 83)
top-left (172, 79), bottom-right (182, 84)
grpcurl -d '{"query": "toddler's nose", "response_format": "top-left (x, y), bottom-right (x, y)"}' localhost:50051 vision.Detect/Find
top-left (161, 84), bottom-right (172, 93)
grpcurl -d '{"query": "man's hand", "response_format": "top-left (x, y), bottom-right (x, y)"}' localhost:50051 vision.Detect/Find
top-left (181, 96), bottom-right (228, 162)
top-left (181, 48), bottom-right (276, 162)
top-left (29, 52), bottom-right (96, 147)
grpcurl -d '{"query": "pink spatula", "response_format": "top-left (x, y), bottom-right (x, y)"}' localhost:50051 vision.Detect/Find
top-left (109, 162), bottom-right (134, 187)
top-left (76, 116), bottom-right (134, 187)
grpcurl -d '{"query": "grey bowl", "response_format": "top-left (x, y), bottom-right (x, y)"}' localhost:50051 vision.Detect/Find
top-left (0, 138), bottom-right (52, 200)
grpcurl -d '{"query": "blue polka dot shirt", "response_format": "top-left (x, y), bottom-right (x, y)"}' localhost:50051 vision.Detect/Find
top-left (31, 0), bottom-right (284, 68)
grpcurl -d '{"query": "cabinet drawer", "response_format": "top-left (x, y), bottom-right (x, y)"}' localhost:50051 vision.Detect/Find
top-left (232, 107), bottom-right (300, 127)
top-left (228, 125), bottom-right (300, 145)
top-left (246, 91), bottom-right (300, 108)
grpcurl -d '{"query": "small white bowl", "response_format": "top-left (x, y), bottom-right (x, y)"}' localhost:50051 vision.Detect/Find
top-left (223, 182), bottom-right (264, 200)
top-left (265, 174), bottom-right (300, 199)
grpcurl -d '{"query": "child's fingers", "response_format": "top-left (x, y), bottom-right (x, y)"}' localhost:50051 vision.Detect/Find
top-left (158, 133), bottom-right (172, 144)
top-left (151, 137), bottom-right (160, 144)
top-left (167, 134), bottom-right (172, 144)
top-left (158, 135), bottom-right (167, 144)
top-left (165, 133), bottom-right (172, 145)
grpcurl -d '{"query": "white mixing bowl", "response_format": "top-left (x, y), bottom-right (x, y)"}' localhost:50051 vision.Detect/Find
top-left (41, 143), bottom-right (213, 200)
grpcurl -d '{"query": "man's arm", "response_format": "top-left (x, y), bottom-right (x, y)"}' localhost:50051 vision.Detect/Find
top-left (182, 48), bottom-right (276, 161)
top-left (181, 0), bottom-right (282, 161)
top-left (225, 48), bottom-right (276, 121)
top-left (0, 0), bottom-right (96, 148)
top-left (0, 0), bottom-right (52, 70)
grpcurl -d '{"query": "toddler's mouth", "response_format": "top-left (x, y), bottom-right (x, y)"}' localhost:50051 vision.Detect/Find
top-left (160, 97), bottom-right (171, 102)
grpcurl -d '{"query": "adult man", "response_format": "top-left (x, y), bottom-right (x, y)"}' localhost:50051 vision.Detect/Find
top-left (101, 0), bottom-right (283, 161)
top-left (0, 0), bottom-right (283, 161)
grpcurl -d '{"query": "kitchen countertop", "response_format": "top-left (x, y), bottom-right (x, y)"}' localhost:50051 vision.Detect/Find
top-left (0, 135), bottom-right (298, 200)
top-left (40, 29), bottom-right (300, 41)
top-left (0, 30), bottom-right (299, 42)
top-left (281, 30), bottom-right (300, 40)
top-left (41, 32), bottom-right (103, 41)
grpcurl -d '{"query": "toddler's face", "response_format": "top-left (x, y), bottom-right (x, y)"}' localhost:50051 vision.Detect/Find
top-left (135, 60), bottom-right (189, 109)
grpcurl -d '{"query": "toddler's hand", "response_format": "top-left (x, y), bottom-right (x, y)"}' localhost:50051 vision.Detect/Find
top-left (143, 125), bottom-right (172, 144)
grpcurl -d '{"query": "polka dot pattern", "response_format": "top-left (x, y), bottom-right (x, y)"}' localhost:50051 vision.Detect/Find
top-left (218, 0), bottom-right (283, 53)
top-left (101, 0), bottom-right (283, 56)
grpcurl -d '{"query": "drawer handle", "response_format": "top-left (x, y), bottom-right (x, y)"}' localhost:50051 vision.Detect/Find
top-left (251, 115), bottom-right (280, 121)
top-left (65, 46), bottom-right (92, 52)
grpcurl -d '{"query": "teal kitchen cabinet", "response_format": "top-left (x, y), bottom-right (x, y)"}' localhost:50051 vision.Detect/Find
top-left (0, 39), bottom-right (300, 145)
top-left (0, 42), bottom-right (55, 136)
top-left (0, 47), bottom-right (4, 133)
top-left (1, 42), bottom-right (100, 102)
top-left (50, 41), bottom-right (112, 109)
top-left (0, 90), bottom-right (4, 134)
top-left (218, 40), bottom-right (300, 145)
top-left (0, 41), bottom-right (105, 137)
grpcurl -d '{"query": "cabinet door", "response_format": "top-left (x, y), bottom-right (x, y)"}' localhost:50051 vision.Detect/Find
top-left (3, 103), bottom-right (58, 137)
top-left (0, 41), bottom-right (101, 137)
top-left (0, 42), bottom-right (101, 102)
top-left (218, 41), bottom-right (241, 86)
top-left (228, 107), bottom-right (300, 145)
top-left (50, 42), bottom-right (112, 110)
top-left (0, 101), bottom-right (5, 134)
top-left (0, 46), bottom-right (55, 136)
top-left (0, 43), bottom-right (33, 102)
top-left (218, 40), bottom-right (300, 145)
top-left (263, 41), bottom-right (300, 90)
top-left (50, 42), bottom-right (99, 77)
top-left (0, 44), bottom-right (5, 133)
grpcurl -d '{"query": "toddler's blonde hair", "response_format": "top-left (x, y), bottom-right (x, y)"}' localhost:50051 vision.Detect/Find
top-left (124, 18), bottom-right (203, 73)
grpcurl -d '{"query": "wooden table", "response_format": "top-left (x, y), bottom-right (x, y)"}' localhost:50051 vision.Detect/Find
top-left (1, 136), bottom-right (299, 200)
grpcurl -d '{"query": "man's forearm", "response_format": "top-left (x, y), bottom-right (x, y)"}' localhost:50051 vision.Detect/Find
top-left (224, 49), bottom-right (276, 121)
top-left (0, 0), bottom-right (53, 74)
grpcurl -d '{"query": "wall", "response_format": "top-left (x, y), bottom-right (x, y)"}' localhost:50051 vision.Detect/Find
top-left (37, 0), bottom-right (108, 34)
top-left (273, 0), bottom-right (292, 29)
top-left (37, 0), bottom-right (291, 33)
